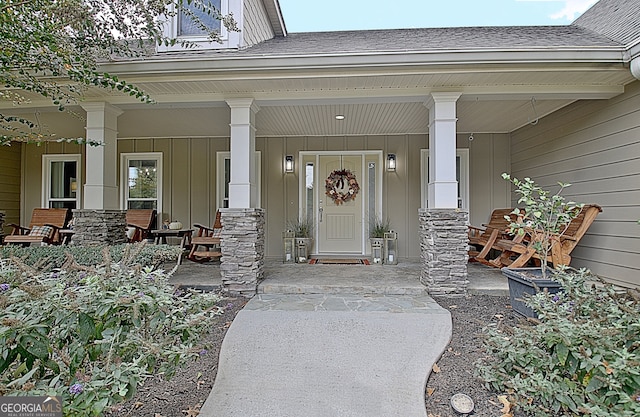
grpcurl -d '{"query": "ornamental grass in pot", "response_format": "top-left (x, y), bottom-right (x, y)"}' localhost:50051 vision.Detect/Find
top-left (287, 217), bottom-right (314, 262)
top-left (369, 216), bottom-right (390, 264)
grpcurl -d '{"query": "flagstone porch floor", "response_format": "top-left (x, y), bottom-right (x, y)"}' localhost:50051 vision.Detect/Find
top-left (167, 259), bottom-right (508, 296)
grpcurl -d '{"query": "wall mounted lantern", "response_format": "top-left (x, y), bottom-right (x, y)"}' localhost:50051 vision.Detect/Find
top-left (387, 154), bottom-right (396, 171)
top-left (285, 155), bottom-right (294, 173)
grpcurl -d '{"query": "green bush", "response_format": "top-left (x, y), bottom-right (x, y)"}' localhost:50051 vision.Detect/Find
top-left (0, 254), bottom-right (223, 416)
top-left (476, 268), bottom-right (640, 416)
top-left (0, 242), bottom-right (181, 272)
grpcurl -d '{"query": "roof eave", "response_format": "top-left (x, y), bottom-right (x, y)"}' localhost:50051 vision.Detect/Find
top-left (102, 47), bottom-right (628, 77)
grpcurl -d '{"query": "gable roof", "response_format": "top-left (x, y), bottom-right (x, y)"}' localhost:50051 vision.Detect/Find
top-left (239, 25), bottom-right (620, 57)
top-left (572, 0), bottom-right (640, 46)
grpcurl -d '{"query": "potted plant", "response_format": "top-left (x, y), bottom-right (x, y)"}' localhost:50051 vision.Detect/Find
top-left (369, 216), bottom-right (390, 264)
top-left (288, 217), bottom-right (314, 262)
top-left (501, 173), bottom-right (584, 316)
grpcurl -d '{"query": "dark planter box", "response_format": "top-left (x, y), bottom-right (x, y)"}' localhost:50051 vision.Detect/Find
top-left (502, 267), bottom-right (562, 318)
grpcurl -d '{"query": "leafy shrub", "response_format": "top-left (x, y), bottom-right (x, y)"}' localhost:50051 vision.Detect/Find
top-left (476, 268), bottom-right (640, 416)
top-left (0, 242), bottom-right (181, 272)
top-left (0, 254), bottom-right (224, 416)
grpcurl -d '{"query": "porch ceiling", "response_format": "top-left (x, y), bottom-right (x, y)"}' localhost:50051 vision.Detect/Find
top-left (2, 63), bottom-right (635, 137)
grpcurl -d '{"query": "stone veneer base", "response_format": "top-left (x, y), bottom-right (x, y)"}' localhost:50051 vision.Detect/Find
top-left (219, 208), bottom-right (265, 297)
top-left (71, 209), bottom-right (127, 246)
top-left (419, 208), bottom-right (469, 297)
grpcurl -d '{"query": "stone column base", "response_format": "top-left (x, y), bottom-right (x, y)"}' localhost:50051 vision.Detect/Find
top-left (419, 208), bottom-right (469, 297)
top-left (71, 209), bottom-right (127, 246)
top-left (0, 211), bottom-right (5, 244)
top-left (220, 208), bottom-right (265, 297)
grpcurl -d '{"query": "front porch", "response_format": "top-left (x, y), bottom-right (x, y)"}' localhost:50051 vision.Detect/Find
top-left (167, 259), bottom-right (508, 296)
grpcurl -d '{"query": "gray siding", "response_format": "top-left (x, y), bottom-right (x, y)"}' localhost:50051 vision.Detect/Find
top-left (19, 133), bottom-right (509, 261)
top-left (243, 0), bottom-right (275, 47)
top-left (0, 143), bottom-right (22, 235)
top-left (510, 81), bottom-right (640, 288)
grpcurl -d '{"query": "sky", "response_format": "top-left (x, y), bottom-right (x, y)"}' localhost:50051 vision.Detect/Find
top-left (277, 0), bottom-right (599, 32)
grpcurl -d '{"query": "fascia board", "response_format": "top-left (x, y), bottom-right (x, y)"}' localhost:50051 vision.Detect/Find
top-left (102, 47), bottom-right (627, 77)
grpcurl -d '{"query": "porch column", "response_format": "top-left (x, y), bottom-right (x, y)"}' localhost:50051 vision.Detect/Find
top-left (226, 98), bottom-right (259, 208)
top-left (425, 93), bottom-right (461, 209)
top-left (222, 99), bottom-right (263, 296)
top-left (74, 102), bottom-right (126, 245)
top-left (421, 93), bottom-right (469, 296)
top-left (81, 102), bottom-right (122, 210)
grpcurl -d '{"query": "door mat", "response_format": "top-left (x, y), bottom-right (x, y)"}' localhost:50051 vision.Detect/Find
top-left (309, 259), bottom-right (370, 265)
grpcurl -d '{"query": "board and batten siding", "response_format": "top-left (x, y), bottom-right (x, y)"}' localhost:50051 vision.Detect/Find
top-left (118, 138), bottom-right (229, 233)
top-left (0, 143), bottom-right (22, 237)
top-left (18, 132), bottom-right (511, 261)
top-left (243, 0), bottom-right (275, 47)
top-left (509, 80), bottom-right (640, 288)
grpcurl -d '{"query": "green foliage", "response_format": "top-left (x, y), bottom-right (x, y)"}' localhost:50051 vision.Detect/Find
top-left (0, 243), bottom-right (181, 272)
top-left (0, 0), bottom-right (238, 145)
top-left (476, 268), bottom-right (640, 417)
top-left (287, 217), bottom-right (314, 238)
top-left (0, 252), bottom-right (224, 416)
top-left (502, 173), bottom-right (583, 277)
top-left (369, 216), bottom-right (391, 238)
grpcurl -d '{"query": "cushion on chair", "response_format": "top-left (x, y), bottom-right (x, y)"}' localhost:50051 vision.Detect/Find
top-left (29, 225), bottom-right (53, 237)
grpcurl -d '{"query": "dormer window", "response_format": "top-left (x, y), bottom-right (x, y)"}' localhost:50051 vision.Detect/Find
top-left (178, 0), bottom-right (221, 37)
top-left (158, 0), bottom-right (241, 52)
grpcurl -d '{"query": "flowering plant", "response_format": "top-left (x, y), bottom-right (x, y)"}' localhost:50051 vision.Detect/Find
top-left (502, 173), bottom-right (583, 279)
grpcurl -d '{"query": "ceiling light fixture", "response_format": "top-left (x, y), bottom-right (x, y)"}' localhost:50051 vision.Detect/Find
top-left (335, 115), bottom-right (345, 120)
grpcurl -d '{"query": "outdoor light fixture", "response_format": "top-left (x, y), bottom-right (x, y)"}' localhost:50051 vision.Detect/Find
top-left (335, 115), bottom-right (345, 120)
top-left (387, 154), bottom-right (396, 171)
top-left (285, 155), bottom-right (294, 173)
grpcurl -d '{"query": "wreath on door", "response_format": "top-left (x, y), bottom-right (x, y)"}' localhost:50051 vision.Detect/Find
top-left (325, 169), bottom-right (360, 205)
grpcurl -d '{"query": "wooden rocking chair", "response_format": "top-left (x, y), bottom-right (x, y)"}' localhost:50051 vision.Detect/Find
top-left (468, 208), bottom-right (521, 264)
top-left (188, 211), bottom-right (223, 262)
top-left (126, 209), bottom-right (157, 242)
top-left (4, 208), bottom-right (71, 246)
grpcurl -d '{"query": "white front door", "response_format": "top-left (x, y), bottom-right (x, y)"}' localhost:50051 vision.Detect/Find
top-left (317, 155), bottom-right (364, 254)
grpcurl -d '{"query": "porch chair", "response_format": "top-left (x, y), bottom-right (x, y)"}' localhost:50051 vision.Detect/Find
top-left (488, 204), bottom-right (603, 269)
top-left (468, 208), bottom-right (521, 265)
top-left (125, 209), bottom-right (157, 242)
top-left (4, 208), bottom-right (71, 246)
top-left (188, 211), bottom-right (222, 262)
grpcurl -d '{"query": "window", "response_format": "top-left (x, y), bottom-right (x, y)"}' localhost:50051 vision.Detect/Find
top-left (42, 155), bottom-right (81, 209)
top-left (216, 151), bottom-right (261, 209)
top-left (121, 153), bottom-right (162, 214)
top-left (420, 149), bottom-right (469, 210)
top-left (158, 0), bottom-right (237, 52)
top-left (179, 0), bottom-right (221, 37)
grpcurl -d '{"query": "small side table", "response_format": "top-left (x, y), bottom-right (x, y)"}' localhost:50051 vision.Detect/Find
top-left (59, 229), bottom-right (75, 245)
top-left (150, 229), bottom-right (193, 264)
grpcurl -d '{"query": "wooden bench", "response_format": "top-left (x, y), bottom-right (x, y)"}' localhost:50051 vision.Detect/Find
top-left (468, 208), bottom-right (521, 264)
top-left (488, 204), bottom-right (602, 269)
top-left (188, 211), bottom-right (222, 262)
top-left (126, 209), bottom-right (157, 242)
top-left (4, 208), bottom-right (71, 246)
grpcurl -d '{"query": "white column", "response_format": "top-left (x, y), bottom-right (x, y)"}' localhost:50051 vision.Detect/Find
top-left (226, 98), bottom-right (259, 208)
top-left (425, 93), bottom-right (462, 209)
top-left (80, 102), bottom-right (122, 209)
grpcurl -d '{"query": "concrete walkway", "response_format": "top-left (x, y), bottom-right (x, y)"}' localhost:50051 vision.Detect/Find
top-left (199, 293), bottom-right (452, 417)
top-left (167, 259), bottom-right (507, 416)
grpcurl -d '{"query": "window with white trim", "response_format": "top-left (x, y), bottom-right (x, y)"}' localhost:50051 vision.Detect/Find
top-left (158, 0), bottom-right (239, 52)
top-left (42, 155), bottom-right (81, 209)
top-left (121, 153), bottom-right (162, 215)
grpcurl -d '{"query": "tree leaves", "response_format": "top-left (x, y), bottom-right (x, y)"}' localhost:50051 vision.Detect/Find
top-left (1, 0), bottom-right (238, 144)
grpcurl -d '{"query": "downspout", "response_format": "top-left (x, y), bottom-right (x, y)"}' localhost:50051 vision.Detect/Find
top-left (631, 56), bottom-right (640, 80)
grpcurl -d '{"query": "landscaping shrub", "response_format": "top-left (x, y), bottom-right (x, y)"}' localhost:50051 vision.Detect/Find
top-left (0, 252), bottom-right (223, 416)
top-left (0, 242), bottom-right (181, 271)
top-left (476, 268), bottom-right (640, 417)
